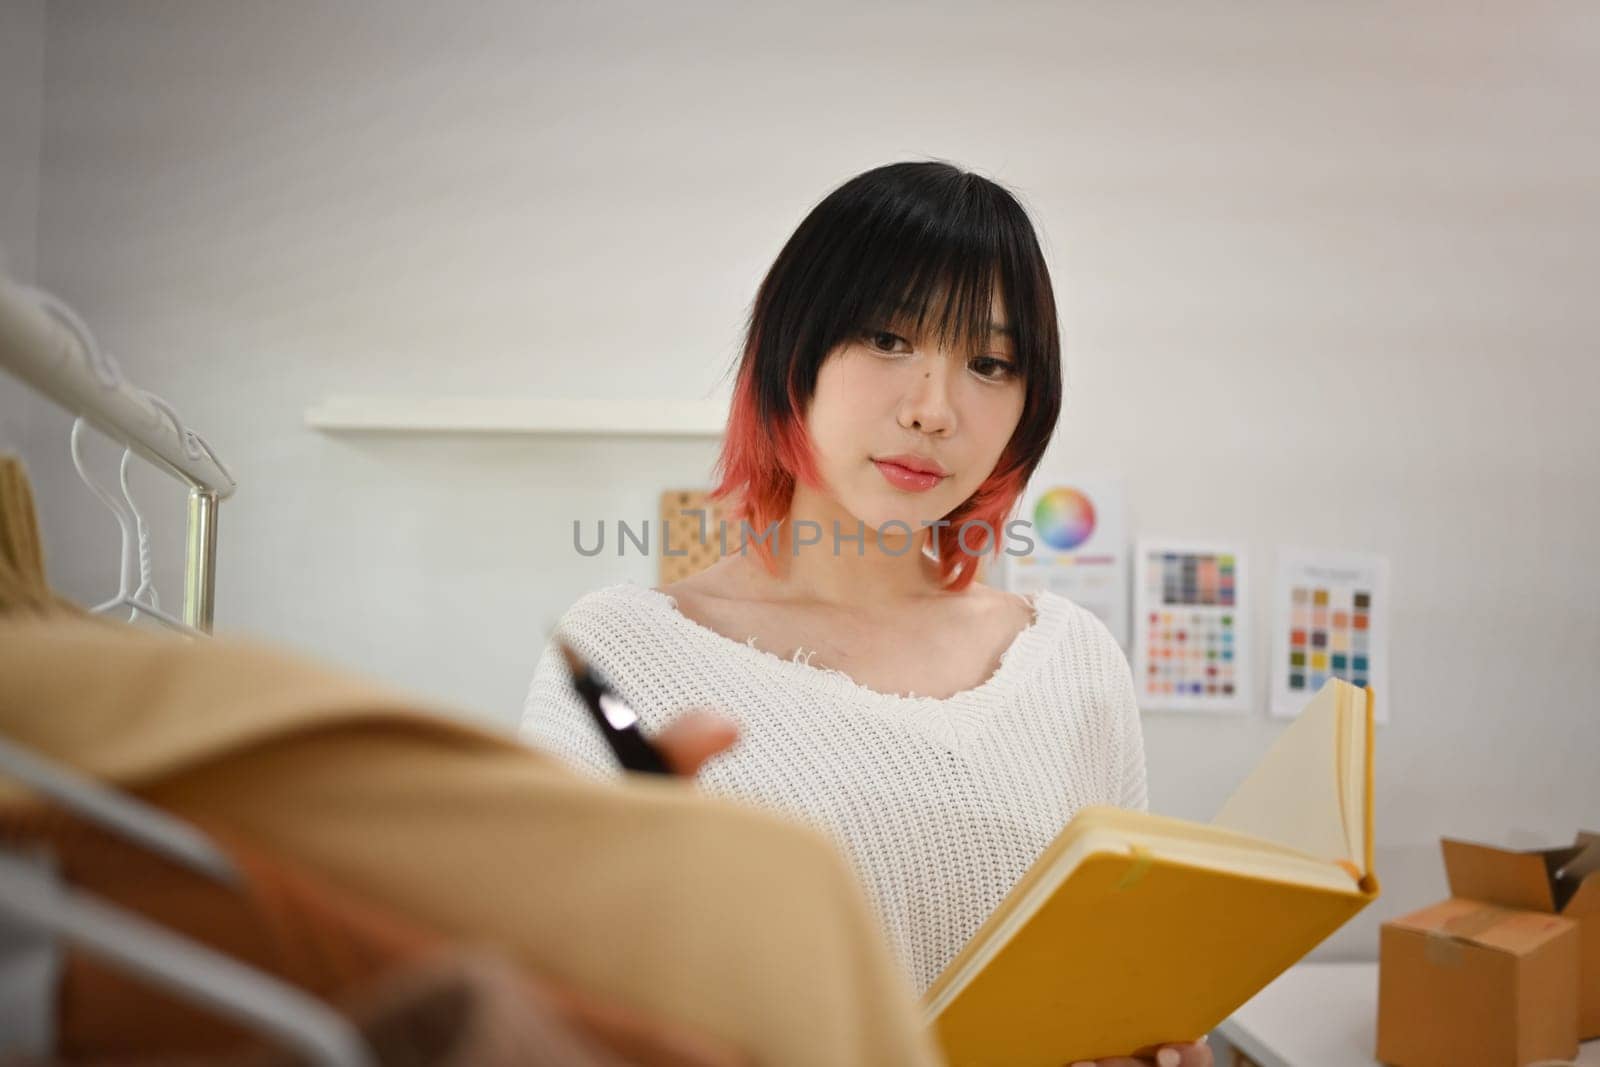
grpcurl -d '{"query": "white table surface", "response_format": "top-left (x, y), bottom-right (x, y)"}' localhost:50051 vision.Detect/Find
top-left (1215, 961), bottom-right (1600, 1066)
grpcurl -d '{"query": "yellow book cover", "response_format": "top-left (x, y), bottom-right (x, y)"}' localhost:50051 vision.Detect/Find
top-left (923, 678), bottom-right (1380, 1066)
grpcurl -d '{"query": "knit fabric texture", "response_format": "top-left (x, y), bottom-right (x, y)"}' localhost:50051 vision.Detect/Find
top-left (519, 580), bottom-right (1149, 994)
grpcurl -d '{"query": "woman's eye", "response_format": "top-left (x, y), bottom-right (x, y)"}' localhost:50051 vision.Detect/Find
top-left (971, 356), bottom-right (1020, 382)
top-left (865, 330), bottom-right (910, 354)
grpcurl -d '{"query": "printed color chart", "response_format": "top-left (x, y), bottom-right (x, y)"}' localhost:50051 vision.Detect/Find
top-left (1006, 475), bottom-right (1130, 652)
top-left (1132, 539), bottom-right (1252, 714)
top-left (1270, 549), bottom-right (1390, 722)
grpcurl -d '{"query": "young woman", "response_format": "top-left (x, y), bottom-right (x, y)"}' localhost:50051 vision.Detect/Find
top-left (522, 161), bottom-right (1209, 1067)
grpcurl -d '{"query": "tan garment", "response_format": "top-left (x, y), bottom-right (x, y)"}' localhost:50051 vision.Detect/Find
top-left (0, 454), bottom-right (83, 617)
top-left (0, 617), bottom-right (942, 1067)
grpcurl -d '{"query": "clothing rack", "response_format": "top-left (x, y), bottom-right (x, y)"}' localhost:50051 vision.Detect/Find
top-left (0, 277), bottom-right (236, 631)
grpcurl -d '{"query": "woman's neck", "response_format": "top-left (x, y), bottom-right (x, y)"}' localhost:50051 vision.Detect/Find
top-left (727, 486), bottom-right (965, 611)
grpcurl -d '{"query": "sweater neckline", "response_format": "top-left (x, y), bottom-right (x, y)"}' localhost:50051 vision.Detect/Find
top-left (612, 581), bottom-right (1058, 707)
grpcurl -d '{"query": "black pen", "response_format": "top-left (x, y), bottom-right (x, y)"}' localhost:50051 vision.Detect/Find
top-left (556, 639), bottom-right (675, 775)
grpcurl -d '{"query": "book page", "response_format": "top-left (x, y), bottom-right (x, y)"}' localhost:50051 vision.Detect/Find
top-left (1210, 680), bottom-right (1357, 865)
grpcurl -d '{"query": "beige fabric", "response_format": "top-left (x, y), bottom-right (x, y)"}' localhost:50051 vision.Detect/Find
top-left (0, 454), bottom-right (45, 580)
top-left (0, 453), bottom-right (84, 617)
top-left (0, 616), bottom-right (942, 1067)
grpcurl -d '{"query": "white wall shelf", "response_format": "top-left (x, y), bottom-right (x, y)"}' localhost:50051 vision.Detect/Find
top-left (305, 395), bottom-right (728, 437)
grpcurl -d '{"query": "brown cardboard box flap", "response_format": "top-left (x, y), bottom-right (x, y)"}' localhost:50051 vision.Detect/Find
top-left (1440, 836), bottom-right (1583, 912)
top-left (1566, 872), bottom-right (1600, 916)
top-left (1572, 869), bottom-right (1600, 1039)
top-left (1558, 832), bottom-right (1600, 890)
top-left (1387, 898), bottom-right (1577, 956)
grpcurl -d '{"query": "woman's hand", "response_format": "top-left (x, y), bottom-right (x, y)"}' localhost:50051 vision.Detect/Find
top-left (654, 709), bottom-right (740, 776)
top-left (1072, 1038), bottom-right (1212, 1067)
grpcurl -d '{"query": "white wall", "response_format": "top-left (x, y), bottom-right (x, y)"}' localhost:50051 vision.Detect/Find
top-left (0, 0), bottom-right (43, 284)
top-left (0, 0), bottom-right (46, 449)
top-left (10, 1), bottom-right (1599, 962)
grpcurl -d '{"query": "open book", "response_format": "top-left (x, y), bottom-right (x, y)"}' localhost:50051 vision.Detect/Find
top-left (922, 678), bottom-right (1379, 1066)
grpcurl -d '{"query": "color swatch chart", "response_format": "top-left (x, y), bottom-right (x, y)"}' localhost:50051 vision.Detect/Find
top-left (1133, 541), bottom-right (1251, 714)
top-left (1269, 549), bottom-right (1390, 722)
top-left (1157, 552), bottom-right (1235, 608)
top-left (1286, 586), bottom-right (1371, 693)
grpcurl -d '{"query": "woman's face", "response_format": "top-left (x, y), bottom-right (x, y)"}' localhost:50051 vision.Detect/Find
top-left (804, 285), bottom-right (1026, 540)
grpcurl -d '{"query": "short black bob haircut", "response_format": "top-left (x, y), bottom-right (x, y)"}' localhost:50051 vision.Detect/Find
top-left (712, 159), bottom-right (1064, 588)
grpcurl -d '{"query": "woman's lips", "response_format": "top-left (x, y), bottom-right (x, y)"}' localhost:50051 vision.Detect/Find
top-left (874, 460), bottom-right (946, 492)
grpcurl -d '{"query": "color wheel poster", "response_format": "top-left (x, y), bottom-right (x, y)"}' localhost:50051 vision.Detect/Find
top-left (1270, 548), bottom-right (1390, 723)
top-left (1003, 474), bottom-right (1128, 651)
top-left (1132, 538), bottom-right (1252, 714)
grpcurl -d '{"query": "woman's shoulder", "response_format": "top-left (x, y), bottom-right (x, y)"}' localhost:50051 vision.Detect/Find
top-left (531, 582), bottom-right (706, 713)
top-left (1017, 587), bottom-right (1127, 669)
top-left (1034, 586), bottom-right (1114, 634)
top-left (552, 581), bottom-right (679, 646)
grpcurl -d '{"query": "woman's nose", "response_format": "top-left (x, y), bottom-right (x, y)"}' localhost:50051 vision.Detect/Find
top-left (897, 357), bottom-right (957, 436)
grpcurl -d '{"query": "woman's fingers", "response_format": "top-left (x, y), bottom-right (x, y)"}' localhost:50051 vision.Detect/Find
top-left (1068, 1037), bottom-right (1211, 1067)
top-left (1152, 1039), bottom-right (1212, 1067)
top-left (654, 709), bottom-right (740, 776)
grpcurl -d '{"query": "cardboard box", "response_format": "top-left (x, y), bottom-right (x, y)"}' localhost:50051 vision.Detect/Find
top-left (1377, 897), bottom-right (1579, 1067)
top-left (1442, 831), bottom-right (1600, 1039)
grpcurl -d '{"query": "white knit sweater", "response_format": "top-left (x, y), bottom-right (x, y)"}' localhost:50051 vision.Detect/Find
top-left (519, 580), bottom-right (1148, 994)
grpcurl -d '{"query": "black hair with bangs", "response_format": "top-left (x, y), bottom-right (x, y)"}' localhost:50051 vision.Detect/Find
top-left (726, 159), bottom-right (1062, 479)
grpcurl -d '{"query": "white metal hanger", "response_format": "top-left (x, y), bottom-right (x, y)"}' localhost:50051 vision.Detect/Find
top-left (0, 845), bottom-right (371, 1066)
top-left (0, 736), bottom-right (369, 1062)
top-left (120, 450), bottom-right (160, 612)
top-left (0, 735), bottom-right (238, 885)
top-left (0, 738), bottom-right (370, 1062)
top-left (71, 418), bottom-right (202, 637)
top-left (70, 418), bottom-right (134, 614)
